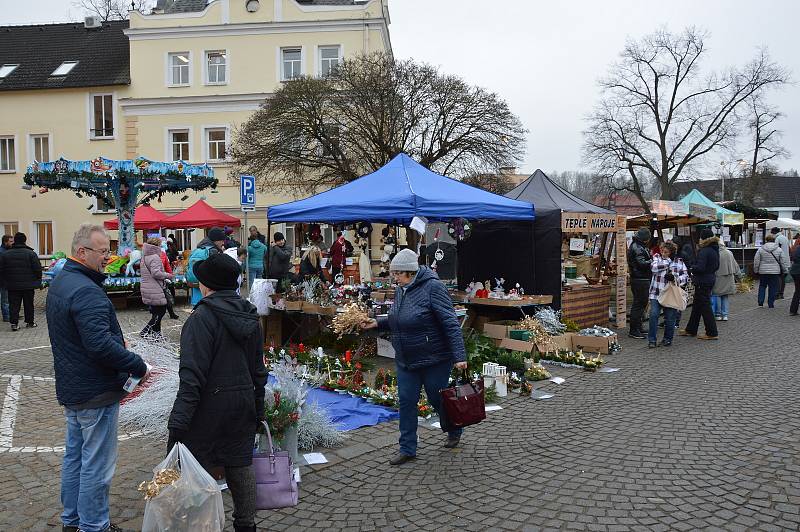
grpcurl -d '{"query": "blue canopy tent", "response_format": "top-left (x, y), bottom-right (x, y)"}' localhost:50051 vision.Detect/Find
top-left (267, 153), bottom-right (536, 224)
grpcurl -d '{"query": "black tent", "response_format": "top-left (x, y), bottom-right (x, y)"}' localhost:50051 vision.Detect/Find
top-left (458, 170), bottom-right (614, 308)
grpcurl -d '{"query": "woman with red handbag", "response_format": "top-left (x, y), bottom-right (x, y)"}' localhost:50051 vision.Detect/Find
top-left (362, 249), bottom-right (468, 465)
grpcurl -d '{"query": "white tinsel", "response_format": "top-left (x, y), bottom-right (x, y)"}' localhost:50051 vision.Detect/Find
top-left (298, 402), bottom-right (346, 450)
top-left (119, 335), bottom-right (181, 442)
top-left (533, 307), bottom-right (567, 335)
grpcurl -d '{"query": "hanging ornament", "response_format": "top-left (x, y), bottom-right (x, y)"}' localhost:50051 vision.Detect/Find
top-left (447, 217), bottom-right (472, 241)
top-left (357, 222), bottom-right (373, 238)
top-left (434, 247), bottom-right (445, 262)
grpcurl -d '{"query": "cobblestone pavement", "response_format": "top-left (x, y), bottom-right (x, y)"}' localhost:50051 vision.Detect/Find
top-left (0, 289), bottom-right (799, 531)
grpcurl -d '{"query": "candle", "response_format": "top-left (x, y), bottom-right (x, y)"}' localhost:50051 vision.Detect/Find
top-left (345, 350), bottom-right (352, 364)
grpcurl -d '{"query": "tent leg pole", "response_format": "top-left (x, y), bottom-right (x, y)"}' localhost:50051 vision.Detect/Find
top-left (267, 220), bottom-right (272, 278)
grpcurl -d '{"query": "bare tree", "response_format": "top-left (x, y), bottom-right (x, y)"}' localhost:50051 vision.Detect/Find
top-left (74, 0), bottom-right (152, 21)
top-left (460, 172), bottom-right (516, 195)
top-left (583, 27), bottom-right (788, 211)
top-left (231, 53), bottom-right (527, 194)
top-left (746, 95), bottom-right (789, 177)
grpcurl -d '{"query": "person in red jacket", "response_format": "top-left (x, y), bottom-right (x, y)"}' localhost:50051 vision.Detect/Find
top-left (329, 232), bottom-right (353, 278)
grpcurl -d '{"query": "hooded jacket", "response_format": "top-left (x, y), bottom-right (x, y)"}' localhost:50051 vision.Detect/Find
top-left (627, 237), bottom-right (652, 280)
top-left (168, 291), bottom-right (267, 468)
top-left (691, 236), bottom-right (721, 286)
top-left (377, 267), bottom-right (466, 370)
top-left (267, 242), bottom-right (293, 278)
top-left (0, 243), bottom-right (42, 290)
top-left (187, 237), bottom-right (221, 306)
top-left (713, 243), bottom-right (739, 296)
top-left (47, 259), bottom-right (147, 407)
top-left (140, 243), bottom-right (172, 306)
top-left (754, 241), bottom-right (790, 275)
top-left (247, 237), bottom-right (267, 271)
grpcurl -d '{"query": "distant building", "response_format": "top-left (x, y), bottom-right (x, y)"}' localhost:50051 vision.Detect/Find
top-left (592, 192), bottom-right (647, 217)
top-left (673, 177), bottom-right (800, 220)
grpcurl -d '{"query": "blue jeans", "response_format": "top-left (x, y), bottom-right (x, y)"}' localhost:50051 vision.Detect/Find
top-left (0, 288), bottom-right (8, 321)
top-left (396, 360), bottom-right (462, 456)
top-left (648, 298), bottom-right (677, 344)
top-left (247, 267), bottom-right (262, 288)
top-left (711, 295), bottom-right (729, 317)
top-left (758, 274), bottom-right (779, 308)
top-left (61, 404), bottom-right (119, 532)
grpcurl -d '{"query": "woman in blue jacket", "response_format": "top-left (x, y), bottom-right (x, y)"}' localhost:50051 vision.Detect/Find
top-left (362, 249), bottom-right (467, 465)
top-left (246, 237), bottom-right (267, 288)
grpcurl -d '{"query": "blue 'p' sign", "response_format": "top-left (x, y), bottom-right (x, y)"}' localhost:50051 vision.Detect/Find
top-left (240, 174), bottom-right (256, 208)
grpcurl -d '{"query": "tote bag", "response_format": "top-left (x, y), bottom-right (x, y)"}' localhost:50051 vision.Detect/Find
top-left (658, 281), bottom-right (688, 311)
top-left (253, 421), bottom-right (298, 510)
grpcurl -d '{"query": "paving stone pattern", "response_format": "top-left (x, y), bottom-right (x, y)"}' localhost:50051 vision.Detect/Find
top-left (0, 289), bottom-right (798, 530)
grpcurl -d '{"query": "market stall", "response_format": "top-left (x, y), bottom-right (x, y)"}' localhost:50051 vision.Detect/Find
top-left (160, 199), bottom-right (241, 229)
top-left (459, 170), bottom-right (625, 329)
top-left (261, 153), bottom-right (536, 345)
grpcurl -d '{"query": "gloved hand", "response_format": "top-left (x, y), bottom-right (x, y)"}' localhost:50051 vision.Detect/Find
top-left (665, 272), bottom-right (675, 283)
top-left (166, 429), bottom-right (187, 454)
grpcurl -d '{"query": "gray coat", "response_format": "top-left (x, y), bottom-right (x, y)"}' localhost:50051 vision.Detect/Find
top-left (713, 245), bottom-right (738, 296)
top-left (754, 242), bottom-right (790, 275)
top-left (140, 243), bottom-right (172, 306)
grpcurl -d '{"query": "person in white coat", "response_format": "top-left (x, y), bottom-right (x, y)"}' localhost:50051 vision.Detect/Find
top-left (754, 233), bottom-right (790, 308)
top-left (711, 241), bottom-right (739, 321)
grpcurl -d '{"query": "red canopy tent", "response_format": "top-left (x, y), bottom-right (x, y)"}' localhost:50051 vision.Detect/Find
top-left (161, 199), bottom-right (241, 229)
top-left (103, 204), bottom-right (167, 230)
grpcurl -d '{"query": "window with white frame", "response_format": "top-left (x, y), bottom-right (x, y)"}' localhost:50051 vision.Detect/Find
top-left (206, 128), bottom-right (227, 161)
top-left (34, 221), bottom-right (53, 256)
top-left (30, 134), bottom-right (50, 163)
top-left (320, 124), bottom-right (341, 157)
top-left (281, 48), bottom-right (302, 81)
top-left (51, 61), bottom-right (78, 77)
top-left (169, 129), bottom-right (190, 161)
top-left (1, 222), bottom-right (18, 237)
top-left (168, 52), bottom-right (191, 86)
top-left (94, 193), bottom-right (114, 213)
top-left (91, 94), bottom-right (114, 138)
top-left (205, 50), bottom-right (227, 84)
top-left (0, 64), bottom-right (18, 78)
top-left (0, 137), bottom-right (15, 171)
top-left (318, 46), bottom-right (341, 77)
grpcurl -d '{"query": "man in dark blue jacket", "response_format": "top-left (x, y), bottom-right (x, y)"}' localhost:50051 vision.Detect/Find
top-left (362, 249), bottom-right (468, 465)
top-left (47, 224), bottom-right (148, 532)
top-left (681, 228), bottom-right (720, 340)
top-left (0, 234), bottom-right (11, 321)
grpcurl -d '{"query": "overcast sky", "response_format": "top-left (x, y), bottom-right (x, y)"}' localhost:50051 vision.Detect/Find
top-left (3, 0), bottom-right (799, 177)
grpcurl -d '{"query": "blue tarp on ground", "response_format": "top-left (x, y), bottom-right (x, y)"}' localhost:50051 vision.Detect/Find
top-left (267, 153), bottom-right (535, 224)
top-left (305, 387), bottom-right (399, 431)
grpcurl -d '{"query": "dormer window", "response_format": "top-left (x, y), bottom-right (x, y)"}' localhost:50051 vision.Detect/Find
top-left (51, 61), bottom-right (78, 77)
top-left (0, 64), bottom-right (18, 78)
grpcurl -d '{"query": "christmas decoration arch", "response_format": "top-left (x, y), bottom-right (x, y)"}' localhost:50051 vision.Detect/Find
top-left (24, 156), bottom-right (217, 252)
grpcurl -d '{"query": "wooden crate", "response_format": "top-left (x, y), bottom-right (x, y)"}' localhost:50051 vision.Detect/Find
top-left (561, 285), bottom-right (611, 330)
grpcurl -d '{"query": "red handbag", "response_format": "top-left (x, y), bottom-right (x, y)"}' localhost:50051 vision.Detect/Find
top-left (439, 375), bottom-right (486, 432)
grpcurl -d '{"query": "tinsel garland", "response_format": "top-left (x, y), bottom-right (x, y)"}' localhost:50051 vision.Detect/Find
top-left (533, 307), bottom-right (567, 335)
top-left (516, 316), bottom-right (557, 353)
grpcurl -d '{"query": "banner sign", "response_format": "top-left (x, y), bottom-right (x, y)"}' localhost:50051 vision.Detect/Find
top-left (561, 213), bottom-right (618, 233)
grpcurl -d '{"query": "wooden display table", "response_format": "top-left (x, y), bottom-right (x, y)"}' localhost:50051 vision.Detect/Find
top-left (561, 284), bottom-right (612, 329)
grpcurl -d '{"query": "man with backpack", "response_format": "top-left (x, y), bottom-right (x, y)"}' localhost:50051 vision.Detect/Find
top-left (186, 227), bottom-right (225, 306)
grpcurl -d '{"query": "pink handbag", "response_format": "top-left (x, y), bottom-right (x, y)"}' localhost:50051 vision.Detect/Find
top-left (253, 421), bottom-right (298, 510)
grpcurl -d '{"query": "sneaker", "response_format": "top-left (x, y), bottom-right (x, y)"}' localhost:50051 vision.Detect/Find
top-left (628, 331), bottom-right (646, 339)
top-left (389, 452), bottom-right (416, 466)
top-left (62, 526), bottom-right (78, 532)
top-left (660, 341), bottom-right (672, 347)
top-left (715, 316), bottom-right (722, 321)
top-left (697, 334), bottom-right (719, 340)
top-left (25, 322), bottom-right (37, 328)
top-left (10, 324), bottom-right (19, 332)
top-left (169, 314), bottom-right (180, 320)
top-left (722, 316), bottom-right (728, 321)
top-left (678, 330), bottom-right (695, 337)
top-left (444, 435), bottom-right (461, 448)
top-left (105, 525), bottom-right (133, 532)
top-left (647, 342), bottom-right (657, 348)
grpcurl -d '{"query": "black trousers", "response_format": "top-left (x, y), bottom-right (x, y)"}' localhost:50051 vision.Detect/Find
top-left (142, 305), bottom-right (167, 335)
top-left (790, 274), bottom-right (800, 315)
top-left (777, 273), bottom-right (786, 297)
top-left (8, 289), bottom-right (34, 326)
top-left (629, 279), bottom-right (650, 333)
top-left (685, 284), bottom-right (718, 337)
top-left (166, 285), bottom-right (178, 317)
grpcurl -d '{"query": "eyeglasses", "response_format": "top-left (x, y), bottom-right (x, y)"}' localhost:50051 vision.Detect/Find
top-left (83, 246), bottom-right (111, 257)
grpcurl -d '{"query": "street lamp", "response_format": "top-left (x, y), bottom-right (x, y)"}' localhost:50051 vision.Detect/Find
top-left (719, 159), bottom-right (749, 202)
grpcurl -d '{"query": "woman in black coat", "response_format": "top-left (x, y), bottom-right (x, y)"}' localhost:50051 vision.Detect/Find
top-left (168, 253), bottom-right (267, 532)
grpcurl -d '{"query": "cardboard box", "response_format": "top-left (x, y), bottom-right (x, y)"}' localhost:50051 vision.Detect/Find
top-left (482, 320), bottom-right (518, 339)
top-left (534, 333), bottom-right (574, 355)
top-left (499, 337), bottom-right (536, 354)
top-left (284, 300), bottom-right (304, 311)
top-left (571, 334), bottom-right (617, 355)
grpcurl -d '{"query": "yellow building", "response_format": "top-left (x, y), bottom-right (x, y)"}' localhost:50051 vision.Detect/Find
top-left (0, 0), bottom-right (392, 256)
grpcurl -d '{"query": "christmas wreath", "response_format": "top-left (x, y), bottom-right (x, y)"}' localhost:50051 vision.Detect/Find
top-left (447, 218), bottom-right (472, 241)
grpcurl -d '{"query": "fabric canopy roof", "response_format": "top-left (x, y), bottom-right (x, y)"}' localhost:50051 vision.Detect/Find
top-left (766, 218), bottom-right (800, 231)
top-left (679, 189), bottom-right (744, 225)
top-left (267, 153), bottom-right (535, 223)
top-left (505, 169), bottom-right (614, 215)
top-left (161, 199), bottom-right (241, 229)
top-left (103, 204), bottom-right (167, 231)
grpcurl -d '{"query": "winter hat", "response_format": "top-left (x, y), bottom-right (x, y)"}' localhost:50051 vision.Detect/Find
top-left (636, 227), bottom-right (651, 242)
top-left (700, 228), bottom-right (714, 240)
top-left (274, 232), bottom-right (285, 242)
top-left (13, 232), bottom-right (26, 245)
top-left (193, 253), bottom-right (241, 291)
top-left (207, 227), bottom-right (226, 242)
top-left (390, 248), bottom-right (420, 272)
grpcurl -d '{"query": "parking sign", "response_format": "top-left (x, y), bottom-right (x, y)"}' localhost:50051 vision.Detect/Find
top-left (240, 174), bottom-right (256, 212)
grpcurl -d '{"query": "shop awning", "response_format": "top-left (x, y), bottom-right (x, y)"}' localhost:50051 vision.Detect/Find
top-left (766, 218), bottom-right (800, 231)
top-left (267, 153), bottom-right (535, 224)
top-left (161, 199), bottom-right (241, 229)
top-left (679, 189), bottom-right (744, 225)
top-left (103, 204), bottom-right (167, 231)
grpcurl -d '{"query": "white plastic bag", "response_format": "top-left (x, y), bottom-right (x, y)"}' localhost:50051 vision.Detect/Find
top-left (248, 278), bottom-right (275, 316)
top-left (142, 443), bottom-right (225, 532)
